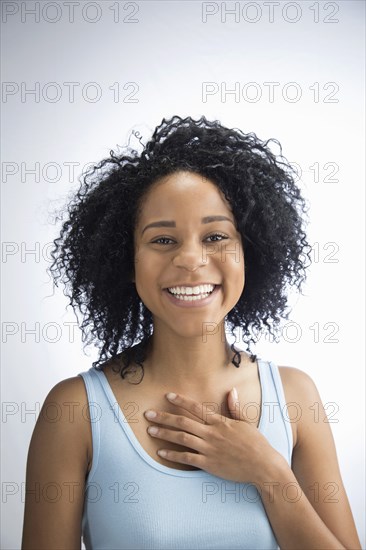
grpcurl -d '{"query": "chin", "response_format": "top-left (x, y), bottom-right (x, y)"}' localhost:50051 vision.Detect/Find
top-left (172, 319), bottom-right (225, 341)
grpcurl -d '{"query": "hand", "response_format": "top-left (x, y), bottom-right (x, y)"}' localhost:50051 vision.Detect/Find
top-left (144, 389), bottom-right (284, 484)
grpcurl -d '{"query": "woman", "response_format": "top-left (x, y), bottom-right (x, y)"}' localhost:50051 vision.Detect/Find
top-left (22, 116), bottom-right (361, 549)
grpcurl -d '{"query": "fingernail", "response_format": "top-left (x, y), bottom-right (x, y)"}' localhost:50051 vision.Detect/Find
top-left (232, 387), bottom-right (238, 401)
top-left (166, 392), bottom-right (177, 400)
top-left (145, 410), bottom-right (157, 419)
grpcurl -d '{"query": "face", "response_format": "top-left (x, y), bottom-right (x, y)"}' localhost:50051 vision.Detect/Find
top-left (133, 171), bottom-right (245, 339)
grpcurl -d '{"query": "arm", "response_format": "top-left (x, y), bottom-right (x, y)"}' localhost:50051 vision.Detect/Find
top-left (21, 377), bottom-right (91, 550)
top-left (256, 367), bottom-right (362, 550)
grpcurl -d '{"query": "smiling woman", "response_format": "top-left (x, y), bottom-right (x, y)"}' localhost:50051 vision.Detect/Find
top-left (133, 171), bottom-right (245, 341)
top-left (21, 116), bottom-right (362, 550)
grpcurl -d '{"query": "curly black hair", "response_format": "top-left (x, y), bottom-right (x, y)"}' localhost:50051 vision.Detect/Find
top-left (48, 115), bottom-right (311, 381)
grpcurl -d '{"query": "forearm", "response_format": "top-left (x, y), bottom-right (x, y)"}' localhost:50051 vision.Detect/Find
top-left (255, 459), bottom-right (348, 550)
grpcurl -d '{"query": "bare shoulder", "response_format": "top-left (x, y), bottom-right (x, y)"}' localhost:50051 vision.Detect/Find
top-left (277, 367), bottom-right (361, 549)
top-left (277, 366), bottom-right (320, 449)
top-left (22, 375), bottom-right (93, 548)
top-left (40, 375), bottom-right (92, 470)
top-left (278, 365), bottom-right (314, 380)
top-left (48, 373), bottom-right (89, 395)
top-left (44, 374), bottom-right (91, 420)
top-left (277, 365), bottom-right (318, 400)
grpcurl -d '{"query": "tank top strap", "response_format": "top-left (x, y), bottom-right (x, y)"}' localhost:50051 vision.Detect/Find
top-left (257, 358), bottom-right (293, 465)
top-left (78, 368), bottom-right (108, 482)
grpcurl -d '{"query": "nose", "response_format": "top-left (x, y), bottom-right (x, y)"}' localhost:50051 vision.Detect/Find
top-left (172, 240), bottom-right (207, 271)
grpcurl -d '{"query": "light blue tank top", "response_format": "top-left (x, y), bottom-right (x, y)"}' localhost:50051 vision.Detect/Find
top-left (78, 358), bottom-right (293, 550)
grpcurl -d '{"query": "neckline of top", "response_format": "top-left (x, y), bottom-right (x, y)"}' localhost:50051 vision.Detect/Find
top-left (94, 357), bottom-right (268, 478)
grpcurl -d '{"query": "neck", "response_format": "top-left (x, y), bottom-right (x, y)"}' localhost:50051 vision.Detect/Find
top-left (141, 320), bottom-right (240, 394)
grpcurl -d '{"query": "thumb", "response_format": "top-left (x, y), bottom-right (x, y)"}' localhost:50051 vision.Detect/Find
top-left (228, 387), bottom-right (241, 420)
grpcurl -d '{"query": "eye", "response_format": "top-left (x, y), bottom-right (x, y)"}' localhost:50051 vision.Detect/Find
top-left (205, 233), bottom-right (228, 242)
top-left (151, 237), bottom-right (174, 245)
top-left (151, 233), bottom-right (229, 245)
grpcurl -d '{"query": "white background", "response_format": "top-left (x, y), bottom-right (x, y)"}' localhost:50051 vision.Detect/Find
top-left (1, 1), bottom-right (365, 548)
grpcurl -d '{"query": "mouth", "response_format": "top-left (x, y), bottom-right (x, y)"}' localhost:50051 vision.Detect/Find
top-left (162, 284), bottom-right (221, 308)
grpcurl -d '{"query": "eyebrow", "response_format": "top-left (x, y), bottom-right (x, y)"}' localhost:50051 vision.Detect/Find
top-left (141, 215), bottom-right (235, 235)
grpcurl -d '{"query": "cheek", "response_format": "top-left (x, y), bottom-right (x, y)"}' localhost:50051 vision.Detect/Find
top-left (135, 249), bottom-right (159, 273)
top-left (225, 245), bottom-right (245, 292)
top-left (133, 249), bottom-right (164, 298)
top-left (232, 262), bottom-right (245, 292)
top-left (134, 246), bottom-right (152, 273)
top-left (133, 249), bottom-right (149, 293)
top-left (133, 266), bottom-right (156, 309)
top-left (220, 242), bottom-right (244, 272)
top-left (133, 250), bottom-right (143, 277)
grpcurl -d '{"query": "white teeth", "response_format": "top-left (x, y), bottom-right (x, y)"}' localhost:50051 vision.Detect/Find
top-left (168, 284), bottom-right (215, 295)
top-left (172, 293), bottom-right (211, 301)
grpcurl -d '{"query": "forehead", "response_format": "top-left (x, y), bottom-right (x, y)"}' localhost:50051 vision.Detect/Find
top-left (137, 171), bottom-right (233, 222)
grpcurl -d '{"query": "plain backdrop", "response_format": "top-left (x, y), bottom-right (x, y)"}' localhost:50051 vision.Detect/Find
top-left (1, 1), bottom-right (365, 548)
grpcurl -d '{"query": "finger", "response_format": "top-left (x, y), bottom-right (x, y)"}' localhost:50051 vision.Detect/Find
top-left (147, 425), bottom-right (208, 454)
top-left (156, 448), bottom-right (205, 469)
top-left (165, 392), bottom-right (222, 425)
top-left (144, 409), bottom-right (207, 438)
top-left (227, 389), bottom-right (242, 421)
top-left (227, 389), bottom-right (259, 424)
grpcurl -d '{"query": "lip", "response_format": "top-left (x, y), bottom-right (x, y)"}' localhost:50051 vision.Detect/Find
top-left (163, 282), bottom-right (218, 289)
top-left (162, 284), bottom-right (221, 308)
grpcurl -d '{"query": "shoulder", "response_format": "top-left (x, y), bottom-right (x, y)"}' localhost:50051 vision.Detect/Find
top-left (41, 374), bottom-right (92, 442)
top-left (277, 366), bottom-right (321, 450)
top-left (44, 374), bottom-right (90, 410)
top-left (277, 365), bottom-right (320, 401)
top-left (48, 373), bottom-right (89, 393)
top-left (276, 367), bottom-right (361, 549)
top-left (277, 366), bottom-right (325, 448)
top-left (39, 375), bottom-right (93, 468)
top-left (22, 375), bottom-right (92, 548)
top-left (33, 374), bottom-right (92, 445)
top-left (277, 365), bottom-right (317, 391)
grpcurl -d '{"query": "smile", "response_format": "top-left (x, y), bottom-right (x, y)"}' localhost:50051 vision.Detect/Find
top-left (167, 283), bottom-right (215, 296)
top-left (163, 285), bottom-right (221, 308)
